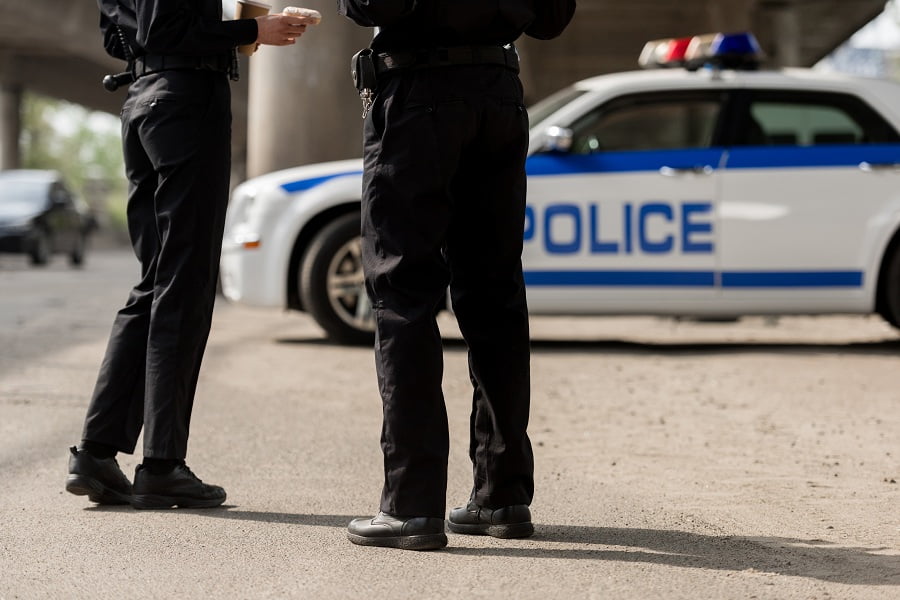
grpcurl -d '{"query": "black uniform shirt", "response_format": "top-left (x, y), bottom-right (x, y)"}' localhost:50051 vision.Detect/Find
top-left (97, 0), bottom-right (258, 60)
top-left (337, 0), bottom-right (576, 51)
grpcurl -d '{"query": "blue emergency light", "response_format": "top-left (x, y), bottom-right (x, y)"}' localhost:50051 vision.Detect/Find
top-left (639, 32), bottom-right (763, 70)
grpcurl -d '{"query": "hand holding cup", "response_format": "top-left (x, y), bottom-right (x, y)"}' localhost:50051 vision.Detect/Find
top-left (236, 0), bottom-right (270, 55)
top-left (236, 2), bottom-right (322, 55)
top-left (255, 13), bottom-right (310, 47)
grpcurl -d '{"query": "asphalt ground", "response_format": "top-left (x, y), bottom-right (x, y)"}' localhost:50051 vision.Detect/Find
top-left (1, 249), bottom-right (898, 599)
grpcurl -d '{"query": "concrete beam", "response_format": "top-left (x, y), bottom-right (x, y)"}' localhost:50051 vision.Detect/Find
top-left (2, 0), bottom-right (119, 69)
top-left (16, 54), bottom-right (124, 114)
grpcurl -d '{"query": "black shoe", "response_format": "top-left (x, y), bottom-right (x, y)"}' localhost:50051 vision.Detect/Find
top-left (131, 463), bottom-right (226, 509)
top-left (66, 446), bottom-right (133, 505)
top-left (347, 512), bottom-right (447, 550)
top-left (448, 502), bottom-right (534, 538)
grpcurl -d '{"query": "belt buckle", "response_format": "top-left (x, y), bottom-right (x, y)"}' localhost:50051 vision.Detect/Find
top-left (380, 53), bottom-right (402, 70)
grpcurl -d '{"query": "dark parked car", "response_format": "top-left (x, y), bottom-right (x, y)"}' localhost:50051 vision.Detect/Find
top-left (0, 170), bottom-right (95, 266)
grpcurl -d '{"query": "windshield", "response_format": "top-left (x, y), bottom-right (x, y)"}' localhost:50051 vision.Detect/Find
top-left (0, 180), bottom-right (49, 217)
top-left (528, 87), bottom-right (588, 130)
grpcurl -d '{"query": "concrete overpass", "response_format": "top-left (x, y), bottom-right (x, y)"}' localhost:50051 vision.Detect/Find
top-left (0, 0), bottom-right (887, 181)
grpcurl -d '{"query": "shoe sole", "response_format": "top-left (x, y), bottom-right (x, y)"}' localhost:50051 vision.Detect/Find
top-left (65, 474), bottom-right (131, 505)
top-left (347, 532), bottom-right (448, 551)
top-left (131, 494), bottom-right (226, 510)
top-left (447, 521), bottom-right (535, 539)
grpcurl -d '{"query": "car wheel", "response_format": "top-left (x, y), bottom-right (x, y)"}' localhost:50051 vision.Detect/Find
top-left (299, 213), bottom-right (375, 345)
top-left (70, 234), bottom-right (86, 267)
top-left (29, 230), bottom-right (51, 266)
top-left (880, 246), bottom-right (900, 329)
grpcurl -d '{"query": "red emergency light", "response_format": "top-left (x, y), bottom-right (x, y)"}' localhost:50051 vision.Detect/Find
top-left (639, 32), bottom-right (763, 70)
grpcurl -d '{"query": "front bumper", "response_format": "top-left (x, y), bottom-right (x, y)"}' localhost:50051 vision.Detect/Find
top-left (0, 231), bottom-right (31, 253)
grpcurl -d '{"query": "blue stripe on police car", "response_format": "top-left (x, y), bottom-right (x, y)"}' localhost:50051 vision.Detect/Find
top-left (523, 270), bottom-right (864, 288)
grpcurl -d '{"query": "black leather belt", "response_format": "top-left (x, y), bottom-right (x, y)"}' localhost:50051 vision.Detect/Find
top-left (374, 45), bottom-right (519, 74)
top-left (133, 54), bottom-right (232, 78)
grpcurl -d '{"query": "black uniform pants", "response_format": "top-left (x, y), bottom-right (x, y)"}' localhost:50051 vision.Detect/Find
top-left (81, 70), bottom-right (232, 459)
top-left (361, 63), bottom-right (535, 517)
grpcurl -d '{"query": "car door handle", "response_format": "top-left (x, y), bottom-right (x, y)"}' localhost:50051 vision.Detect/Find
top-left (659, 165), bottom-right (714, 176)
top-left (859, 161), bottom-right (900, 172)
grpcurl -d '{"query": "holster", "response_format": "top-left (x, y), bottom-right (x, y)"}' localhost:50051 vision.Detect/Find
top-left (352, 48), bottom-right (377, 92)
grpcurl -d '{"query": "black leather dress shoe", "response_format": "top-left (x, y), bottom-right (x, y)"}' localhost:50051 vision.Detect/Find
top-left (448, 502), bottom-right (534, 538)
top-left (66, 446), bottom-right (133, 505)
top-left (131, 464), bottom-right (226, 509)
top-left (347, 512), bottom-right (447, 550)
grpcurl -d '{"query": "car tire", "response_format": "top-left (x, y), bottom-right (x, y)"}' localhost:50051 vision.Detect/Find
top-left (29, 230), bottom-right (51, 266)
top-left (70, 234), bottom-right (86, 267)
top-left (880, 246), bottom-right (900, 329)
top-left (299, 213), bottom-right (375, 346)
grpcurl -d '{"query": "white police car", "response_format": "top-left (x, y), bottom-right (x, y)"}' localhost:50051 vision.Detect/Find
top-left (221, 33), bottom-right (900, 344)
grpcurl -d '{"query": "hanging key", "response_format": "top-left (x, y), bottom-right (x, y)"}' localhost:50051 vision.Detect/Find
top-left (360, 88), bottom-right (374, 119)
top-left (352, 49), bottom-right (377, 120)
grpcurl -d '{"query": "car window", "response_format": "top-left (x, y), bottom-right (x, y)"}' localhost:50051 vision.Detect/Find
top-left (527, 86), bottom-right (588, 129)
top-left (566, 92), bottom-right (726, 154)
top-left (734, 91), bottom-right (900, 146)
top-left (0, 180), bottom-right (51, 211)
top-left (49, 183), bottom-right (74, 207)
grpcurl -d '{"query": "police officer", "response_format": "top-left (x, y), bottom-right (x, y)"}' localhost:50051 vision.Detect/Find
top-left (341, 1), bottom-right (576, 549)
top-left (65, 0), bottom-right (313, 509)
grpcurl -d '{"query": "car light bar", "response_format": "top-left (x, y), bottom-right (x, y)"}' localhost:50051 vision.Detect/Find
top-left (639, 32), bottom-right (763, 70)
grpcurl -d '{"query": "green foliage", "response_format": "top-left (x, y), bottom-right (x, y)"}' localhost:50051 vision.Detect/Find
top-left (19, 92), bottom-right (128, 235)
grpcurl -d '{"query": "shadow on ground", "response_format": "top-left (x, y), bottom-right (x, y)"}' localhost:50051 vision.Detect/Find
top-left (99, 506), bottom-right (898, 587)
top-left (275, 336), bottom-right (900, 357)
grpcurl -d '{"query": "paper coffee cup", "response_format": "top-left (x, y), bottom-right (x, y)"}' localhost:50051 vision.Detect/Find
top-left (236, 0), bottom-right (271, 56)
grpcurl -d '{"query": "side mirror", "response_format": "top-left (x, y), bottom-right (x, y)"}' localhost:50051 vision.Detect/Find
top-left (539, 126), bottom-right (574, 154)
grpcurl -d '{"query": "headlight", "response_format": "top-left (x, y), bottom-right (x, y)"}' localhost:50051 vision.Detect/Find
top-left (0, 218), bottom-right (32, 233)
top-left (224, 187), bottom-right (262, 249)
top-left (227, 186), bottom-right (257, 229)
top-left (225, 181), bottom-right (293, 250)
top-left (230, 229), bottom-right (261, 249)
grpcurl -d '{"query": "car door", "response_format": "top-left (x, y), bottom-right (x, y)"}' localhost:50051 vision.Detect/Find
top-left (524, 90), bottom-right (726, 314)
top-left (718, 89), bottom-right (900, 313)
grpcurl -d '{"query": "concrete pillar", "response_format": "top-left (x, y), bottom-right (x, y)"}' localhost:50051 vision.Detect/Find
top-left (246, 1), bottom-right (371, 177)
top-left (230, 53), bottom-right (251, 188)
top-left (747, 1), bottom-right (804, 68)
top-left (706, 0), bottom-right (757, 32)
top-left (769, 2), bottom-right (802, 67)
top-left (0, 53), bottom-right (22, 171)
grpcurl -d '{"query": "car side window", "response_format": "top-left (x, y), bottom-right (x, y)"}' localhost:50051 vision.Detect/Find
top-left (567, 92), bottom-right (726, 154)
top-left (734, 91), bottom-right (900, 146)
top-left (50, 183), bottom-right (73, 208)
